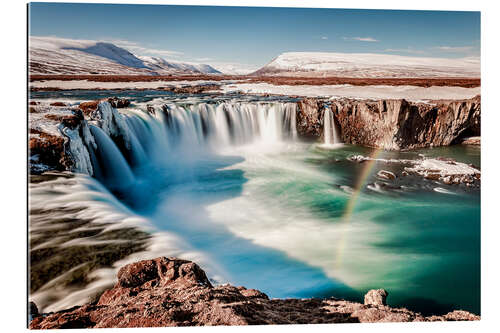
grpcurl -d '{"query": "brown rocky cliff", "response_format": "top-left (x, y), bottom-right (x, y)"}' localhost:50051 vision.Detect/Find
top-left (297, 98), bottom-right (324, 139)
top-left (297, 95), bottom-right (480, 150)
top-left (29, 257), bottom-right (479, 329)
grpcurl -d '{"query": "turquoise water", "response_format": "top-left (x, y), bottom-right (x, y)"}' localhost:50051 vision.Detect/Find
top-left (30, 91), bottom-right (480, 315)
top-left (126, 142), bottom-right (480, 315)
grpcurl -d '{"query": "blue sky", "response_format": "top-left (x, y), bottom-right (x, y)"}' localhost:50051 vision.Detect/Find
top-left (29, 3), bottom-right (480, 70)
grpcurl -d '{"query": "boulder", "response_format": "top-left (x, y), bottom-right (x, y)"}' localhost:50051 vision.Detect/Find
top-left (107, 97), bottom-right (130, 108)
top-left (364, 289), bottom-right (388, 306)
top-left (115, 257), bottom-right (212, 289)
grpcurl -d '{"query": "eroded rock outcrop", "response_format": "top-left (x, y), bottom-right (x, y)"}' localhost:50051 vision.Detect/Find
top-left (297, 95), bottom-right (481, 150)
top-left (28, 103), bottom-right (87, 173)
top-left (29, 257), bottom-right (479, 329)
top-left (29, 99), bottom-right (133, 175)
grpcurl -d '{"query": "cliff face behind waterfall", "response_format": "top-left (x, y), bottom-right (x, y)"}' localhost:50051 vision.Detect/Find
top-left (297, 96), bottom-right (480, 150)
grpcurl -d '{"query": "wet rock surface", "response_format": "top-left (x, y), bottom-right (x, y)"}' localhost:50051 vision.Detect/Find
top-left (29, 257), bottom-right (479, 329)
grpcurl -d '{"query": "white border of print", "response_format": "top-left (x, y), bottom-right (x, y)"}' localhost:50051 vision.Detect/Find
top-left (1, 0), bottom-right (498, 332)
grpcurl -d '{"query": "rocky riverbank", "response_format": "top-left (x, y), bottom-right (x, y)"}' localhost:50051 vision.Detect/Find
top-left (29, 257), bottom-right (479, 328)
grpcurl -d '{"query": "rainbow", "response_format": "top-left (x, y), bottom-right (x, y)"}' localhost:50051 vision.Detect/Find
top-left (334, 147), bottom-right (383, 269)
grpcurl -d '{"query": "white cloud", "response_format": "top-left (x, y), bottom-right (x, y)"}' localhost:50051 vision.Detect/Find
top-left (384, 48), bottom-right (427, 55)
top-left (343, 36), bottom-right (379, 42)
top-left (321, 36), bottom-right (328, 40)
top-left (109, 39), bottom-right (184, 58)
top-left (195, 57), bottom-right (213, 62)
top-left (435, 46), bottom-right (474, 52)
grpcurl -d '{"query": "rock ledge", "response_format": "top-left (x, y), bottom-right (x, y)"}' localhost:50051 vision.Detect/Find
top-left (29, 257), bottom-right (479, 329)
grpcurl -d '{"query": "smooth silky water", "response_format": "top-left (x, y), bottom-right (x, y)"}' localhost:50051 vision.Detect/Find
top-left (29, 90), bottom-right (480, 315)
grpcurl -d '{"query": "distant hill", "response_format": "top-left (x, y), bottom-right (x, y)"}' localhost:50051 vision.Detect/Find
top-left (251, 52), bottom-right (480, 78)
top-left (29, 36), bottom-right (221, 75)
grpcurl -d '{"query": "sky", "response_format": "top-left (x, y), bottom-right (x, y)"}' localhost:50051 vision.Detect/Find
top-left (29, 3), bottom-right (480, 72)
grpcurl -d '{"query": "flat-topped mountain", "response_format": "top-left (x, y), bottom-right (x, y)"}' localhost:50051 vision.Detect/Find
top-left (252, 52), bottom-right (480, 78)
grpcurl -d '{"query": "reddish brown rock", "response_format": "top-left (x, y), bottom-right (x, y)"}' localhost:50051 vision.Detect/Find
top-left (43, 110), bottom-right (84, 129)
top-left (78, 98), bottom-right (130, 116)
top-left (29, 132), bottom-right (71, 172)
top-left (29, 257), bottom-right (479, 329)
top-left (78, 101), bottom-right (100, 115)
top-left (50, 102), bottom-right (67, 107)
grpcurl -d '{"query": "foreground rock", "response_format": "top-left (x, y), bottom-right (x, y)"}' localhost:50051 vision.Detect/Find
top-left (29, 257), bottom-right (479, 329)
top-left (296, 95), bottom-right (480, 150)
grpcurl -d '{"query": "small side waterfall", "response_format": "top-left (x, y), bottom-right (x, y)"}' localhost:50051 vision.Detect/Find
top-left (88, 125), bottom-right (135, 191)
top-left (323, 107), bottom-right (341, 145)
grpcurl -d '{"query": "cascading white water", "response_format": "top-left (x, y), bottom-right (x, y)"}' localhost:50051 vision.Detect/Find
top-left (161, 102), bottom-right (298, 149)
top-left (74, 101), bottom-right (299, 187)
top-left (323, 107), bottom-right (340, 145)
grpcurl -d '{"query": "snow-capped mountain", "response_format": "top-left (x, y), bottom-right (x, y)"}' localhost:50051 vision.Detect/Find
top-left (29, 36), bottom-right (221, 75)
top-left (138, 56), bottom-right (221, 75)
top-left (252, 52), bottom-right (480, 78)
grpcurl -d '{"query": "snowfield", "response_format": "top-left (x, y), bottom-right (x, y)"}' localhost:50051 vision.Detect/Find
top-left (222, 83), bottom-right (480, 101)
top-left (253, 52), bottom-right (480, 78)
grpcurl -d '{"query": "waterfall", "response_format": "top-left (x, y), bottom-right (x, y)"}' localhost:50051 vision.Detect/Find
top-left (159, 101), bottom-right (298, 149)
top-left (324, 107), bottom-right (340, 145)
top-left (70, 101), bottom-right (299, 190)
